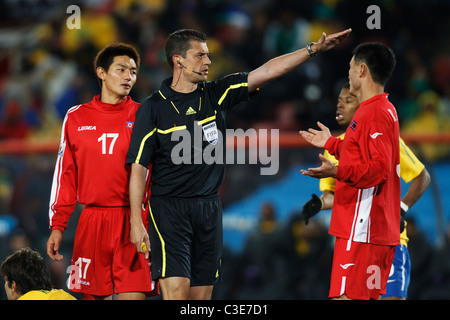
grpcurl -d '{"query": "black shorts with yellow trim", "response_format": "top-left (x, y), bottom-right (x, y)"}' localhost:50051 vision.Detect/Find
top-left (148, 194), bottom-right (223, 286)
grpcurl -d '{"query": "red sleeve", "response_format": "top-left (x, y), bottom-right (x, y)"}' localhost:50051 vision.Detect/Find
top-left (324, 136), bottom-right (343, 159)
top-left (48, 109), bottom-right (78, 232)
top-left (334, 118), bottom-right (394, 189)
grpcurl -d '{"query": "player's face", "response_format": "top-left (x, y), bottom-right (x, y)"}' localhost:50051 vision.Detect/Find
top-left (184, 40), bottom-right (211, 81)
top-left (3, 278), bottom-right (19, 300)
top-left (101, 55), bottom-right (137, 99)
top-left (336, 88), bottom-right (359, 127)
top-left (348, 56), bottom-right (361, 95)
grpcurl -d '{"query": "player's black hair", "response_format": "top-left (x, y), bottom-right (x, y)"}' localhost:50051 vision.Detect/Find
top-left (353, 42), bottom-right (396, 86)
top-left (165, 29), bottom-right (207, 69)
top-left (94, 43), bottom-right (140, 87)
top-left (0, 247), bottom-right (53, 295)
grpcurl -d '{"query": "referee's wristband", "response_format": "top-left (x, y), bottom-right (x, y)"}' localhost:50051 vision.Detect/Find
top-left (306, 42), bottom-right (318, 57)
top-left (401, 201), bottom-right (409, 212)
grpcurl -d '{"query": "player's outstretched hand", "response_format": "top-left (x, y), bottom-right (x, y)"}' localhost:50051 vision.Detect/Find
top-left (301, 154), bottom-right (338, 179)
top-left (302, 194), bottom-right (323, 225)
top-left (299, 121), bottom-right (331, 148)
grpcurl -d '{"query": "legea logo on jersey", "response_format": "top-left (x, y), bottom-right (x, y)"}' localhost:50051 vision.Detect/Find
top-left (170, 126), bottom-right (279, 176)
top-left (78, 125), bottom-right (97, 131)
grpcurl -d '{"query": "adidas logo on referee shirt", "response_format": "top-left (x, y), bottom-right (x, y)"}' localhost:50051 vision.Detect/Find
top-left (186, 107), bottom-right (197, 115)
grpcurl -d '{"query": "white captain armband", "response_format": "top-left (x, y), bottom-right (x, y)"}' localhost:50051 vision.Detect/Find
top-left (401, 201), bottom-right (409, 212)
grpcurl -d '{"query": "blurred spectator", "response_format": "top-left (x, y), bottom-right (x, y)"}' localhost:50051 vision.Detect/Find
top-left (405, 217), bottom-right (436, 299)
top-left (275, 212), bottom-right (332, 299)
top-left (420, 225), bottom-right (450, 299)
top-left (10, 155), bottom-right (54, 241)
top-left (0, 167), bottom-right (13, 213)
top-left (237, 202), bottom-right (283, 299)
top-left (0, 100), bottom-right (30, 139)
top-left (402, 90), bottom-right (450, 161)
top-left (60, 4), bottom-right (119, 55)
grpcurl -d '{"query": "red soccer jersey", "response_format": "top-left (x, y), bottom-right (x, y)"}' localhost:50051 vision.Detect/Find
top-left (324, 93), bottom-right (401, 246)
top-left (49, 95), bottom-right (140, 231)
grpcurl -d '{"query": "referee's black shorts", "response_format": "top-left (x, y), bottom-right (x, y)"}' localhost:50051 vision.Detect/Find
top-left (148, 194), bottom-right (223, 286)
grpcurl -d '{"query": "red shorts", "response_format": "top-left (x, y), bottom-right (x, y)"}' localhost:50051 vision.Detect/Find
top-left (329, 237), bottom-right (395, 300)
top-left (67, 206), bottom-right (156, 296)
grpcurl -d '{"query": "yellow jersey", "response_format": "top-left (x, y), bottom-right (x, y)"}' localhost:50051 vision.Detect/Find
top-left (320, 134), bottom-right (424, 247)
top-left (18, 289), bottom-right (77, 300)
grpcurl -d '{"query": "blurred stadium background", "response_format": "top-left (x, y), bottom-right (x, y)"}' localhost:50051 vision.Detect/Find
top-left (0, 0), bottom-right (449, 299)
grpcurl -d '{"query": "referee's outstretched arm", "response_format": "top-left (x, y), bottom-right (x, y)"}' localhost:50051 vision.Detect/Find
top-left (247, 28), bottom-right (351, 92)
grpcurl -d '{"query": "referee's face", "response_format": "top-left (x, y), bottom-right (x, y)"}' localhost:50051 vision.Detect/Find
top-left (184, 40), bottom-right (211, 81)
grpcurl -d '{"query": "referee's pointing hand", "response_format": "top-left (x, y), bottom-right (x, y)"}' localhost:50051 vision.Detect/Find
top-left (315, 28), bottom-right (352, 53)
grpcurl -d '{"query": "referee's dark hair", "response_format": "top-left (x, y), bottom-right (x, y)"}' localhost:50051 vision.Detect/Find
top-left (93, 42), bottom-right (141, 87)
top-left (353, 42), bottom-right (396, 86)
top-left (165, 29), bottom-right (207, 69)
top-left (0, 247), bottom-right (53, 295)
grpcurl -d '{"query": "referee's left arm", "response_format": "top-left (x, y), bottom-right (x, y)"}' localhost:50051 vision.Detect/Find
top-left (129, 162), bottom-right (150, 258)
top-left (247, 28), bottom-right (351, 92)
top-left (126, 99), bottom-right (155, 259)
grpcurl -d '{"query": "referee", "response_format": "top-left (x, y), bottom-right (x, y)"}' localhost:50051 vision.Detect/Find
top-left (127, 28), bottom-right (351, 300)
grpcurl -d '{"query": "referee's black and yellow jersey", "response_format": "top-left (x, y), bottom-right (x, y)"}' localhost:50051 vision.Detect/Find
top-left (127, 72), bottom-right (251, 197)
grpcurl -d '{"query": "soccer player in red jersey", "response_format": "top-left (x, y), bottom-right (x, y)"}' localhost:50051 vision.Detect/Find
top-left (46, 43), bottom-right (155, 300)
top-left (300, 42), bottom-right (399, 299)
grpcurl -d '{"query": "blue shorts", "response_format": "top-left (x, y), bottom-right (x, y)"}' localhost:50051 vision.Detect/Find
top-left (382, 244), bottom-right (411, 298)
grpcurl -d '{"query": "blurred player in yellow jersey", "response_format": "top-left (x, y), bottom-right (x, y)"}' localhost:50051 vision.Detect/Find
top-left (301, 83), bottom-right (431, 299)
top-left (1, 247), bottom-right (76, 300)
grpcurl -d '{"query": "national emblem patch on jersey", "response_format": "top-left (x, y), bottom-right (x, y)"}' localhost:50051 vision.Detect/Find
top-left (125, 121), bottom-right (134, 129)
